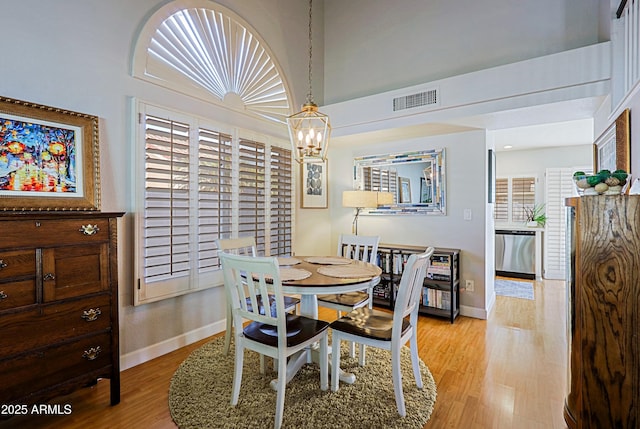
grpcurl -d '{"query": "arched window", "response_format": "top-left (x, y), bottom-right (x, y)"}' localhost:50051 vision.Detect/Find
top-left (132, 1), bottom-right (291, 124)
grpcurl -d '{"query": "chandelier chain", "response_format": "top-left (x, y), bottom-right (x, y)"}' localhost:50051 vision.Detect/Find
top-left (306, 0), bottom-right (314, 104)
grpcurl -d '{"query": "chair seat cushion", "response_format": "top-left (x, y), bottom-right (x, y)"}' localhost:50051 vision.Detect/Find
top-left (317, 291), bottom-right (369, 307)
top-left (329, 307), bottom-right (410, 341)
top-left (246, 294), bottom-right (300, 316)
top-left (244, 314), bottom-right (329, 347)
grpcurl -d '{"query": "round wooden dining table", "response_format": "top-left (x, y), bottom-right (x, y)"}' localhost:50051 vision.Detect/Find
top-left (270, 256), bottom-right (382, 389)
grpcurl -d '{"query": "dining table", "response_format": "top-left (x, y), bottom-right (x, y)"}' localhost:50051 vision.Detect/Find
top-left (268, 255), bottom-right (382, 390)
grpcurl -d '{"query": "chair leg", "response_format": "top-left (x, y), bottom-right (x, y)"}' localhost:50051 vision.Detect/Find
top-left (223, 305), bottom-right (233, 355)
top-left (391, 345), bottom-right (406, 417)
top-left (231, 342), bottom-right (244, 406)
top-left (358, 343), bottom-right (366, 366)
top-left (274, 351), bottom-right (287, 429)
top-left (410, 332), bottom-right (423, 389)
top-left (331, 336), bottom-right (341, 391)
top-left (320, 334), bottom-right (328, 391)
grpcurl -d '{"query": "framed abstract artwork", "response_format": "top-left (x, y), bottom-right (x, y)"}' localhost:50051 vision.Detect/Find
top-left (0, 96), bottom-right (100, 211)
top-left (301, 160), bottom-right (328, 208)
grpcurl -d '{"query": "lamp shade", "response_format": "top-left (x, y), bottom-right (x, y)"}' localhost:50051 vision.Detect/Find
top-left (343, 190), bottom-right (385, 208)
top-left (377, 191), bottom-right (394, 205)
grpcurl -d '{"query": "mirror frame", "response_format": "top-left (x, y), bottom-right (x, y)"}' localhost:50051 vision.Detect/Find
top-left (353, 148), bottom-right (446, 215)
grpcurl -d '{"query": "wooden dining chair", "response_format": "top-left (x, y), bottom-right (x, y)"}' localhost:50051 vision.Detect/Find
top-left (219, 253), bottom-right (329, 429)
top-left (215, 237), bottom-right (300, 355)
top-left (329, 247), bottom-right (435, 417)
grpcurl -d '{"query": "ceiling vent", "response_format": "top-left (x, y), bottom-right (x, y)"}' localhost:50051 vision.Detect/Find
top-left (393, 88), bottom-right (439, 112)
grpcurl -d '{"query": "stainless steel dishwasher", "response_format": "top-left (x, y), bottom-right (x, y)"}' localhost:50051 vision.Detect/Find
top-left (495, 229), bottom-right (535, 279)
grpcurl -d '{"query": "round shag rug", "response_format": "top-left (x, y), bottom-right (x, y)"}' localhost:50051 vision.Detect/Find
top-left (169, 336), bottom-right (436, 428)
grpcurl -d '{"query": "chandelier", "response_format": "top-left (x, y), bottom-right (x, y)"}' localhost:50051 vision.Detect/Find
top-left (287, 0), bottom-right (331, 164)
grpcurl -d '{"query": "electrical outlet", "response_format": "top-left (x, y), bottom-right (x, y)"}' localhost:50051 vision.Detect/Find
top-left (465, 279), bottom-right (474, 292)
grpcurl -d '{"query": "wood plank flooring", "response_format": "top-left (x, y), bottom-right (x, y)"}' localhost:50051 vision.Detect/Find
top-left (0, 278), bottom-right (568, 429)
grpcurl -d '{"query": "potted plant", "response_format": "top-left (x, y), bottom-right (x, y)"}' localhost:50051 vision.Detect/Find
top-left (525, 204), bottom-right (546, 227)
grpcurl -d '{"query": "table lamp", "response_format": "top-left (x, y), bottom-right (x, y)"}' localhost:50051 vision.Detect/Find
top-left (342, 190), bottom-right (394, 234)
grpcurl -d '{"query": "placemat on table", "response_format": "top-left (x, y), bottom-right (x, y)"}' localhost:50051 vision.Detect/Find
top-left (277, 257), bottom-right (301, 266)
top-left (317, 265), bottom-right (380, 279)
top-left (304, 256), bottom-right (353, 265)
top-left (277, 267), bottom-right (311, 281)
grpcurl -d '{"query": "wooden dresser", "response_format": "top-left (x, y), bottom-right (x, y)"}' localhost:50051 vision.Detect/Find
top-left (0, 211), bottom-right (123, 408)
top-left (564, 196), bottom-right (639, 428)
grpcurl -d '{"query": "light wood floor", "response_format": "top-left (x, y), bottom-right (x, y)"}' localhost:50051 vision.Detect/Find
top-left (1, 278), bottom-right (568, 429)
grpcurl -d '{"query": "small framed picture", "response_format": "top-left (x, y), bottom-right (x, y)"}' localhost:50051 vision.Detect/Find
top-left (301, 160), bottom-right (328, 208)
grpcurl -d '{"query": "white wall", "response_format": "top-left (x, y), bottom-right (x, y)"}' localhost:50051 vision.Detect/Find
top-left (326, 131), bottom-right (490, 316)
top-left (323, 0), bottom-right (606, 104)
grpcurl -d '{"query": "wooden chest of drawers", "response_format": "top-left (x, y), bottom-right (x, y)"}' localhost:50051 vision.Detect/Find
top-left (0, 212), bottom-right (123, 407)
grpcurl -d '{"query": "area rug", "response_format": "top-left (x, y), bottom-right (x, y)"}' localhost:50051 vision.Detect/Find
top-left (169, 336), bottom-right (436, 428)
top-left (495, 278), bottom-right (535, 300)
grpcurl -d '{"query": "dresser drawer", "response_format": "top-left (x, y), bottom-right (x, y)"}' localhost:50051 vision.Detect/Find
top-left (0, 294), bottom-right (111, 357)
top-left (0, 332), bottom-right (112, 403)
top-left (0, 249), bottom-right (36, 280)
top-left (0, 279), bottom-right (36, 312)
top-left (1, 218), bottom-right (110, 248)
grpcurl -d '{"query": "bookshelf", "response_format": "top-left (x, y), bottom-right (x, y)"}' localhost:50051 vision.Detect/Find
top-left (373, 244), bottom-right (460, 323)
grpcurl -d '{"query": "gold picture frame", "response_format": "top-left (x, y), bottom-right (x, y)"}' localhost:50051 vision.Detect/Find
top-left (0, 96), bottom-right (100, 211)
top-left (594, 108), bottom-right (631, 173)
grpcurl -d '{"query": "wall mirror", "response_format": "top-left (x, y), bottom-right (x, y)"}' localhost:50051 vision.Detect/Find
top-left (353, 148), bottom-right (446, 215)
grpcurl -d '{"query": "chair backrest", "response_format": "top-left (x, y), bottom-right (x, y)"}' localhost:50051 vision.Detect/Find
top-left (392, 247), bottom-right (435, 331)
top-left (216, 236), bottom-right (257, 257)
top-left (337, 234), bottom-right (380, 264)
top-left (219, 252), bottom-right (288, 348)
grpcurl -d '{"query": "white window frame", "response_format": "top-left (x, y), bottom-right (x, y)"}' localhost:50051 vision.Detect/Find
top-left (133, 100), bottom-right (293, 305)
top-left (494, 175), bottom-right (538, 224)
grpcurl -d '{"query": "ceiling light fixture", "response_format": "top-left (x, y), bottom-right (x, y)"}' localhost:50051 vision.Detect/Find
top-left (287, 0), bottom-right (331, 164)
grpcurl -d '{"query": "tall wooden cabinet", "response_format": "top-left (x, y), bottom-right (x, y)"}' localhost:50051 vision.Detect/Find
top-left (0, 212), bottom-right (123, 408)
top-left (564, 196), bottom-right (639, 428)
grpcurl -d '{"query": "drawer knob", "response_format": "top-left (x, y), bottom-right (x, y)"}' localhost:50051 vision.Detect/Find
top-left (43, 273), bottom-right (55, 281)
top-left (82, 346), bottom-right (102, 361)
top-left (0, 291), bottom-right (7, 300)
top-left (79, 224), bottom-right (100, 235)
top-left (81, 308), bottom-right (102, 322)
top-left (0, 260), bottom-right (6, 269)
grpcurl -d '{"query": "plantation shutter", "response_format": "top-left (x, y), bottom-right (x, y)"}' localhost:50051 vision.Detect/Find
top-left (270, 146), bottom-right (292, 256)
top-left (198, 128), bottom-right (233, 270)
top-left (494, 178), bottom-right (508, 221)
top-left (511, 177), bottom-right (535, 222)
top-left (136, 105), bottom-right (294, 305)
top-left (143, 115), bottom-right (191, 285)
top-left (544, 167), bottom-right (590, 279)
top-left (238, 139), bottom-right (266, 255)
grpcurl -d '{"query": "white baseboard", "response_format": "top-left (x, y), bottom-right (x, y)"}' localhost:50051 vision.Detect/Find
top-left (120, 320), bottom-right (226, 370)
top-left (459, 304), bottom-right (488, 320)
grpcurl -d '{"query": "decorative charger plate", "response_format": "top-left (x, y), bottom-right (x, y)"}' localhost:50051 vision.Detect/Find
top-left (277, 257), bottom-right (301, 266)
top-left (304, 256), bottom-right (353, 265)
top-left (317, 265), bottom-right (380, 279)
